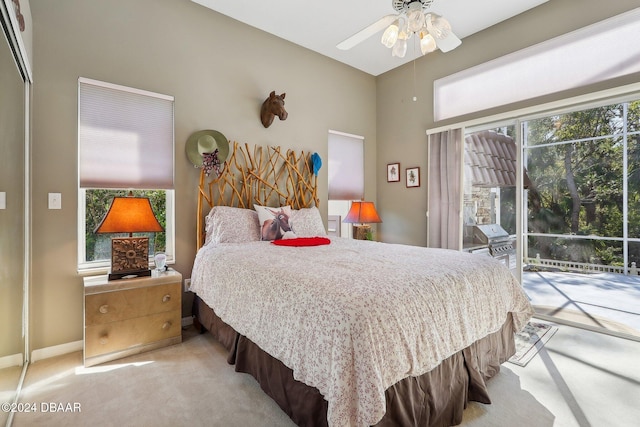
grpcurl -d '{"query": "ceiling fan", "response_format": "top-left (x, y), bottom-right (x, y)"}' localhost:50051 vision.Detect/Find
top-left (337, 0), bottom-right (461, 58)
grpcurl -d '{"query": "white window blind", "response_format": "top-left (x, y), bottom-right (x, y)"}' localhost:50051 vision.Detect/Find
top-left (434, 8), bottom-right (640, 121)
top-left (78, 78), bottom-right (174, 189)
top-left (328, 131), bottom-right (364, 200)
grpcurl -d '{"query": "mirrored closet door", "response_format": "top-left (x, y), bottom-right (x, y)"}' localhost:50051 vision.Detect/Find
top-left (0, 0), bottom-right (30, 425)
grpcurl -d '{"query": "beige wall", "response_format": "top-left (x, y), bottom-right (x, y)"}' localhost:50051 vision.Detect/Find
top-left (376, 0), bottom-right (640, 246)
top-left (29, 0), bottom-right (376, 351)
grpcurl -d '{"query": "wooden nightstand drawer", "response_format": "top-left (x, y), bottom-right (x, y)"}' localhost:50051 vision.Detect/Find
top-left (85, 309), bottom-right (181, 358)
top-left (85, 282), bottom-right (180, 325)
top-left (83, 270), bottom-right (183, 367)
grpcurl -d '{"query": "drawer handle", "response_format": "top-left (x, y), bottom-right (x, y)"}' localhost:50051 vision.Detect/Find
top-left (162, 294), bottom-right (171, 303)
top-left (162, 321), bottom-right (172, 330)
top-left (99, 305), bottom-right (109, 314)
top-left (99, 334), bottom-right (109, 345)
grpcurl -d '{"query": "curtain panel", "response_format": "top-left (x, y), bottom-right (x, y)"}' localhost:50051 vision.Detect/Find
top-left (427, 128), bottom-right (463, 249)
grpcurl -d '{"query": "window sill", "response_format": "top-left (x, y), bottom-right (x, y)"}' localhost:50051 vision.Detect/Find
top-left (78, 260), bottom-right (174, 277)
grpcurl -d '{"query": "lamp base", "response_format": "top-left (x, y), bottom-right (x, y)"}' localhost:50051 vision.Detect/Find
top-left (108, 237), bottom-right (151, 280)
top-left (108, 269), bottom-right (152, 281)
top-left (353, 225), bottom-right (372, 240)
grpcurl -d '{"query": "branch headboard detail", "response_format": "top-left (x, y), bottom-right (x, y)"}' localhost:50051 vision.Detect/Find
top-left (197, 141), bottom-right (320, 248)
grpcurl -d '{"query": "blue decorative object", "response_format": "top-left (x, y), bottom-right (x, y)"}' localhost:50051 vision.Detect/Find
top-left (311, 152), bottom-right (322, 176)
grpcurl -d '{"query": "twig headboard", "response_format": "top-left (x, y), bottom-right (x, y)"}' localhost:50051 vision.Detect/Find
top-left (197, 141), bottom-right (320, 248)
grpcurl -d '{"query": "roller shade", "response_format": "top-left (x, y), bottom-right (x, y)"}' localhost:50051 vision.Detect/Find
top-left (328, 131), bottom-right (364, 200)
top-left (78, 78), bottom-right (174, 189)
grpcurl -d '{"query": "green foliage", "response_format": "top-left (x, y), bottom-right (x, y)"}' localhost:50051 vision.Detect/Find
top-left (526, 101), bottom-right (640, 266)
top-left (85, 189), bottom-right (167, 262)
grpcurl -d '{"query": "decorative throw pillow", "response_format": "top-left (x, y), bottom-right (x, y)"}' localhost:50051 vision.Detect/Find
top-left (204, 206), bottom-right (260, 245)
top-left (290, 207), bottom-right (327, 237)
top-left (271, 237), bottom-right (331, 247)
top-left (254, 205), bottom-right (296, 241)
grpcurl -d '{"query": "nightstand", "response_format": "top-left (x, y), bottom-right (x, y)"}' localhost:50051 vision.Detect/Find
top-left (83, 269), bottom-right (182, 367)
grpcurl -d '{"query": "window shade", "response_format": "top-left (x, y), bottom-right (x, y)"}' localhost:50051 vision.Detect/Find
top-left (328, 131), bottom-right (364, 200)
top-left (79, 78), bottom-right (174, 189)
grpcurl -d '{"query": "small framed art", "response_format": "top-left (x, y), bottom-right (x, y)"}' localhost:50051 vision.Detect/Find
top-left (406, 167), bottom-right (420, 188)
top-left (387, 163), bottom-right (400, 182)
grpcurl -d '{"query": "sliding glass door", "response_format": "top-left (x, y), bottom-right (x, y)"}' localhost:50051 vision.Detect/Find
top-left (522, 100), bottom-right (640, 338)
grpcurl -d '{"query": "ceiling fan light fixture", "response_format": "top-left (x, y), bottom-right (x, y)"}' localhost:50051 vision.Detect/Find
top-left (426, 13), bottom-right (452, 40)
top-left (419, 32), bottom-right (437, 55)
top-left (381, 20), bottom-right (400, 48)
top-left (399, 17), bottom-right (414, 40)
top-left (398, 28), bottom-right (410, 41)
top-left (392, 38), bottom-right (407, 58)
top-left (406, 6), bottom-right (425, 33)
top-left (355, 0), bottom-right (459, 58)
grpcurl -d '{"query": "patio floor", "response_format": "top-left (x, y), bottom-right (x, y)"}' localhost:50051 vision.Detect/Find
top-left (522, 270), bottom-right (640, 338)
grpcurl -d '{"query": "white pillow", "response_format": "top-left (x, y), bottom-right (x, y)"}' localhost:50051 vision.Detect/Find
top-left (290, 207), bottom-right (327, 237)
top-left (254, 205), bottom-right (296, 241)
top-left (204, 206), bottom-right (260, 245)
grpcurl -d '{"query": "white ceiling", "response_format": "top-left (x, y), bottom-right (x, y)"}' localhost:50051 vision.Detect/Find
top-left (191, 0), bottom-right (549, 76)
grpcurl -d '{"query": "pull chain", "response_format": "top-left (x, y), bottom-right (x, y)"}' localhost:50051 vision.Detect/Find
top-left (413, 58), bottom-right (417, 102)
top-left (412, 38), bottom-right (418, 102)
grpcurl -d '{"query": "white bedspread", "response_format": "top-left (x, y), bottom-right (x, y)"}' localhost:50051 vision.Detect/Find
top-left (190, 238), bottom-right (533, 427)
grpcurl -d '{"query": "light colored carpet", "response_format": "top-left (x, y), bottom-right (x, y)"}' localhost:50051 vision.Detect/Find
top-left (0, 366), bottom-right (23, 427)
top-left (10, 321), bottom-right (640, 427)
top-left (12, 329), bottom-right (295, 427)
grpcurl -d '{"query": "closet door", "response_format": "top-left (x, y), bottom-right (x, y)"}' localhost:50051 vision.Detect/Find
top-left (0, 0), bottom-right (30, 423)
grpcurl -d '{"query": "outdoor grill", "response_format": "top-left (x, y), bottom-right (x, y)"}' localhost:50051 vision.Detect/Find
top-left (472, 224), bottom-right (516, 270)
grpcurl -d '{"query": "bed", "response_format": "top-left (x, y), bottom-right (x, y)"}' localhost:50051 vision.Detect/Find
top-left (189, 142), bottom-right (534, 427)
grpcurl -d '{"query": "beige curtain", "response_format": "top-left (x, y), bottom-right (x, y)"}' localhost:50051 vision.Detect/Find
top-left (427, 128), bottom-right (463, 249)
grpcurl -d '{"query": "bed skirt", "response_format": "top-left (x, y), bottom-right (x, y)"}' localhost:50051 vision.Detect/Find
top-left (194, 296), bottom-right (516, 427)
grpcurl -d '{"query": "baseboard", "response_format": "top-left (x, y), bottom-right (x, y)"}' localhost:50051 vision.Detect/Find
top-left (30, 318), bottom-right (194, 363)
top-left (31, 340), bottom-right (83, 363)
top-left (0, 353), bottom-right (24, 369)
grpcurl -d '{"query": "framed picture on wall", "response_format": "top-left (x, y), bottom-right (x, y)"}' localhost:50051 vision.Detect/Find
top-left (387, 163), bottom-right (400, 182)
top-left (406, 167), bottom-right (420, 188)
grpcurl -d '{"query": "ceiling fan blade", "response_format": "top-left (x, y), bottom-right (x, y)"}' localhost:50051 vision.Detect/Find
top-left (336, 15), bottom-right (398, 50)
top-left (431, 30), bottom-right (462, 53)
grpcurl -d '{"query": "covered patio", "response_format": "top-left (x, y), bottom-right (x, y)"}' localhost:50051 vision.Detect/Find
top-left (522, 270), bottom-right (640, 339)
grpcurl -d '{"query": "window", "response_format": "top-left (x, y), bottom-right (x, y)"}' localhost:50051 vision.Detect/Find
top-left (434, 8), bottom-right (640, 121)
top-left (328, 130), bottom-right (364, 200)
top-left (328, 130), bottom-right (365, 238)
top-left (77, 78), bottom-right (175, 271)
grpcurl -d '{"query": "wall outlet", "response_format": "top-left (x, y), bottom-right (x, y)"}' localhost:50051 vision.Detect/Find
top-left (184, 278), bottom-right (191, 292)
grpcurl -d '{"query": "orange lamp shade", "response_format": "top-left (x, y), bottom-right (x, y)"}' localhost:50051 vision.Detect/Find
top-left (94, 196), bottom-right (164, 234)
top-left (343, 201), bottom-right (382, 224)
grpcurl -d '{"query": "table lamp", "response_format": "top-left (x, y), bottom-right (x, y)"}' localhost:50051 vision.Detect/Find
top-left (94, 193), bottom-right (164, 280)
top-left (343, 201), bottom-right (382, 240)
